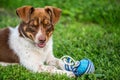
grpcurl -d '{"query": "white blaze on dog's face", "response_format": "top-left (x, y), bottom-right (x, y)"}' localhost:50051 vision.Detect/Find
top-left (16, 6), bottom-right (61, 48)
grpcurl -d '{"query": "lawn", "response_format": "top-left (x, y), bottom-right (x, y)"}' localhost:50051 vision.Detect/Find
top-left (0, 0), bottom-right (120, 80)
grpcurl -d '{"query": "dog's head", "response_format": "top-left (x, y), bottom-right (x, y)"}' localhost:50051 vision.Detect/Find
top-left (16, 6), bottom-right (61, 48)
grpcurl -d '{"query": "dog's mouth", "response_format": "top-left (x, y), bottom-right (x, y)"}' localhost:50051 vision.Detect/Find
top-left (36, 42), bottom-right (46, 48)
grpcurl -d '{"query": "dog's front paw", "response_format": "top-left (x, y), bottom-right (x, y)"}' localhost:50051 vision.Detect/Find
top-left (38, 65), bottom-right (57, 73)
top-left (47, 66), bottom-right (57, 71)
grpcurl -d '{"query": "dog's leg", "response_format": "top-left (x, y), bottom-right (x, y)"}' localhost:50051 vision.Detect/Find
top-left (46, 53), bottom-right (66, 70)
top-left (21, 59), bottom-right (74, 77)
top-left (38, 64), bottom-right (75, 77)
top-left (46, 57), bottom-right (65, 70)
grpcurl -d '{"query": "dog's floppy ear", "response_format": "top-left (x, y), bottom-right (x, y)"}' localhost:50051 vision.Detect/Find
top-left (16, 6), bottom-right (34, 23)
top-left (45, 6), bottom-right (62, 25)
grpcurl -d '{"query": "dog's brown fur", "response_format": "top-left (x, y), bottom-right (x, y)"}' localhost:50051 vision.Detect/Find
top-left (0, 28), bottom-right (19, 63)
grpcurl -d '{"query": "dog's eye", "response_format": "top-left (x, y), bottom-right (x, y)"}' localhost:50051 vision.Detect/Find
top-left (47, 26), bottom-right (54, 33)
top-left (30, 25), bottom-right (35, 28)
top-left (26, 25), bottom-right (36, 33)
top-left (44, 20), bottom-right (51, 26)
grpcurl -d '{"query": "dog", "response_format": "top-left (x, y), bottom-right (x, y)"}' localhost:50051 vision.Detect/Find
top-left (0, 6), bottom-right (75, 77)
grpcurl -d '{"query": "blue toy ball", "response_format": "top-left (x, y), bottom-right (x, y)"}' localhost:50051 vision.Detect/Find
top-left (61, 56), bottom-right (95, 77)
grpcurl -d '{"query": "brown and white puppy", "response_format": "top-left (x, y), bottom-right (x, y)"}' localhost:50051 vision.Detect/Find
top-left (0, 6), bottom-right (75, 77)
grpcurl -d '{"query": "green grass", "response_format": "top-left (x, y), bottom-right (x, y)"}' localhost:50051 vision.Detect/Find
top-left (0, 0), bottom-right (120, 80)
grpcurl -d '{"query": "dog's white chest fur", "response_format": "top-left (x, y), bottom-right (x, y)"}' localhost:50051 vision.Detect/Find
top-left (8, 26), bottom-right (53, 71)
